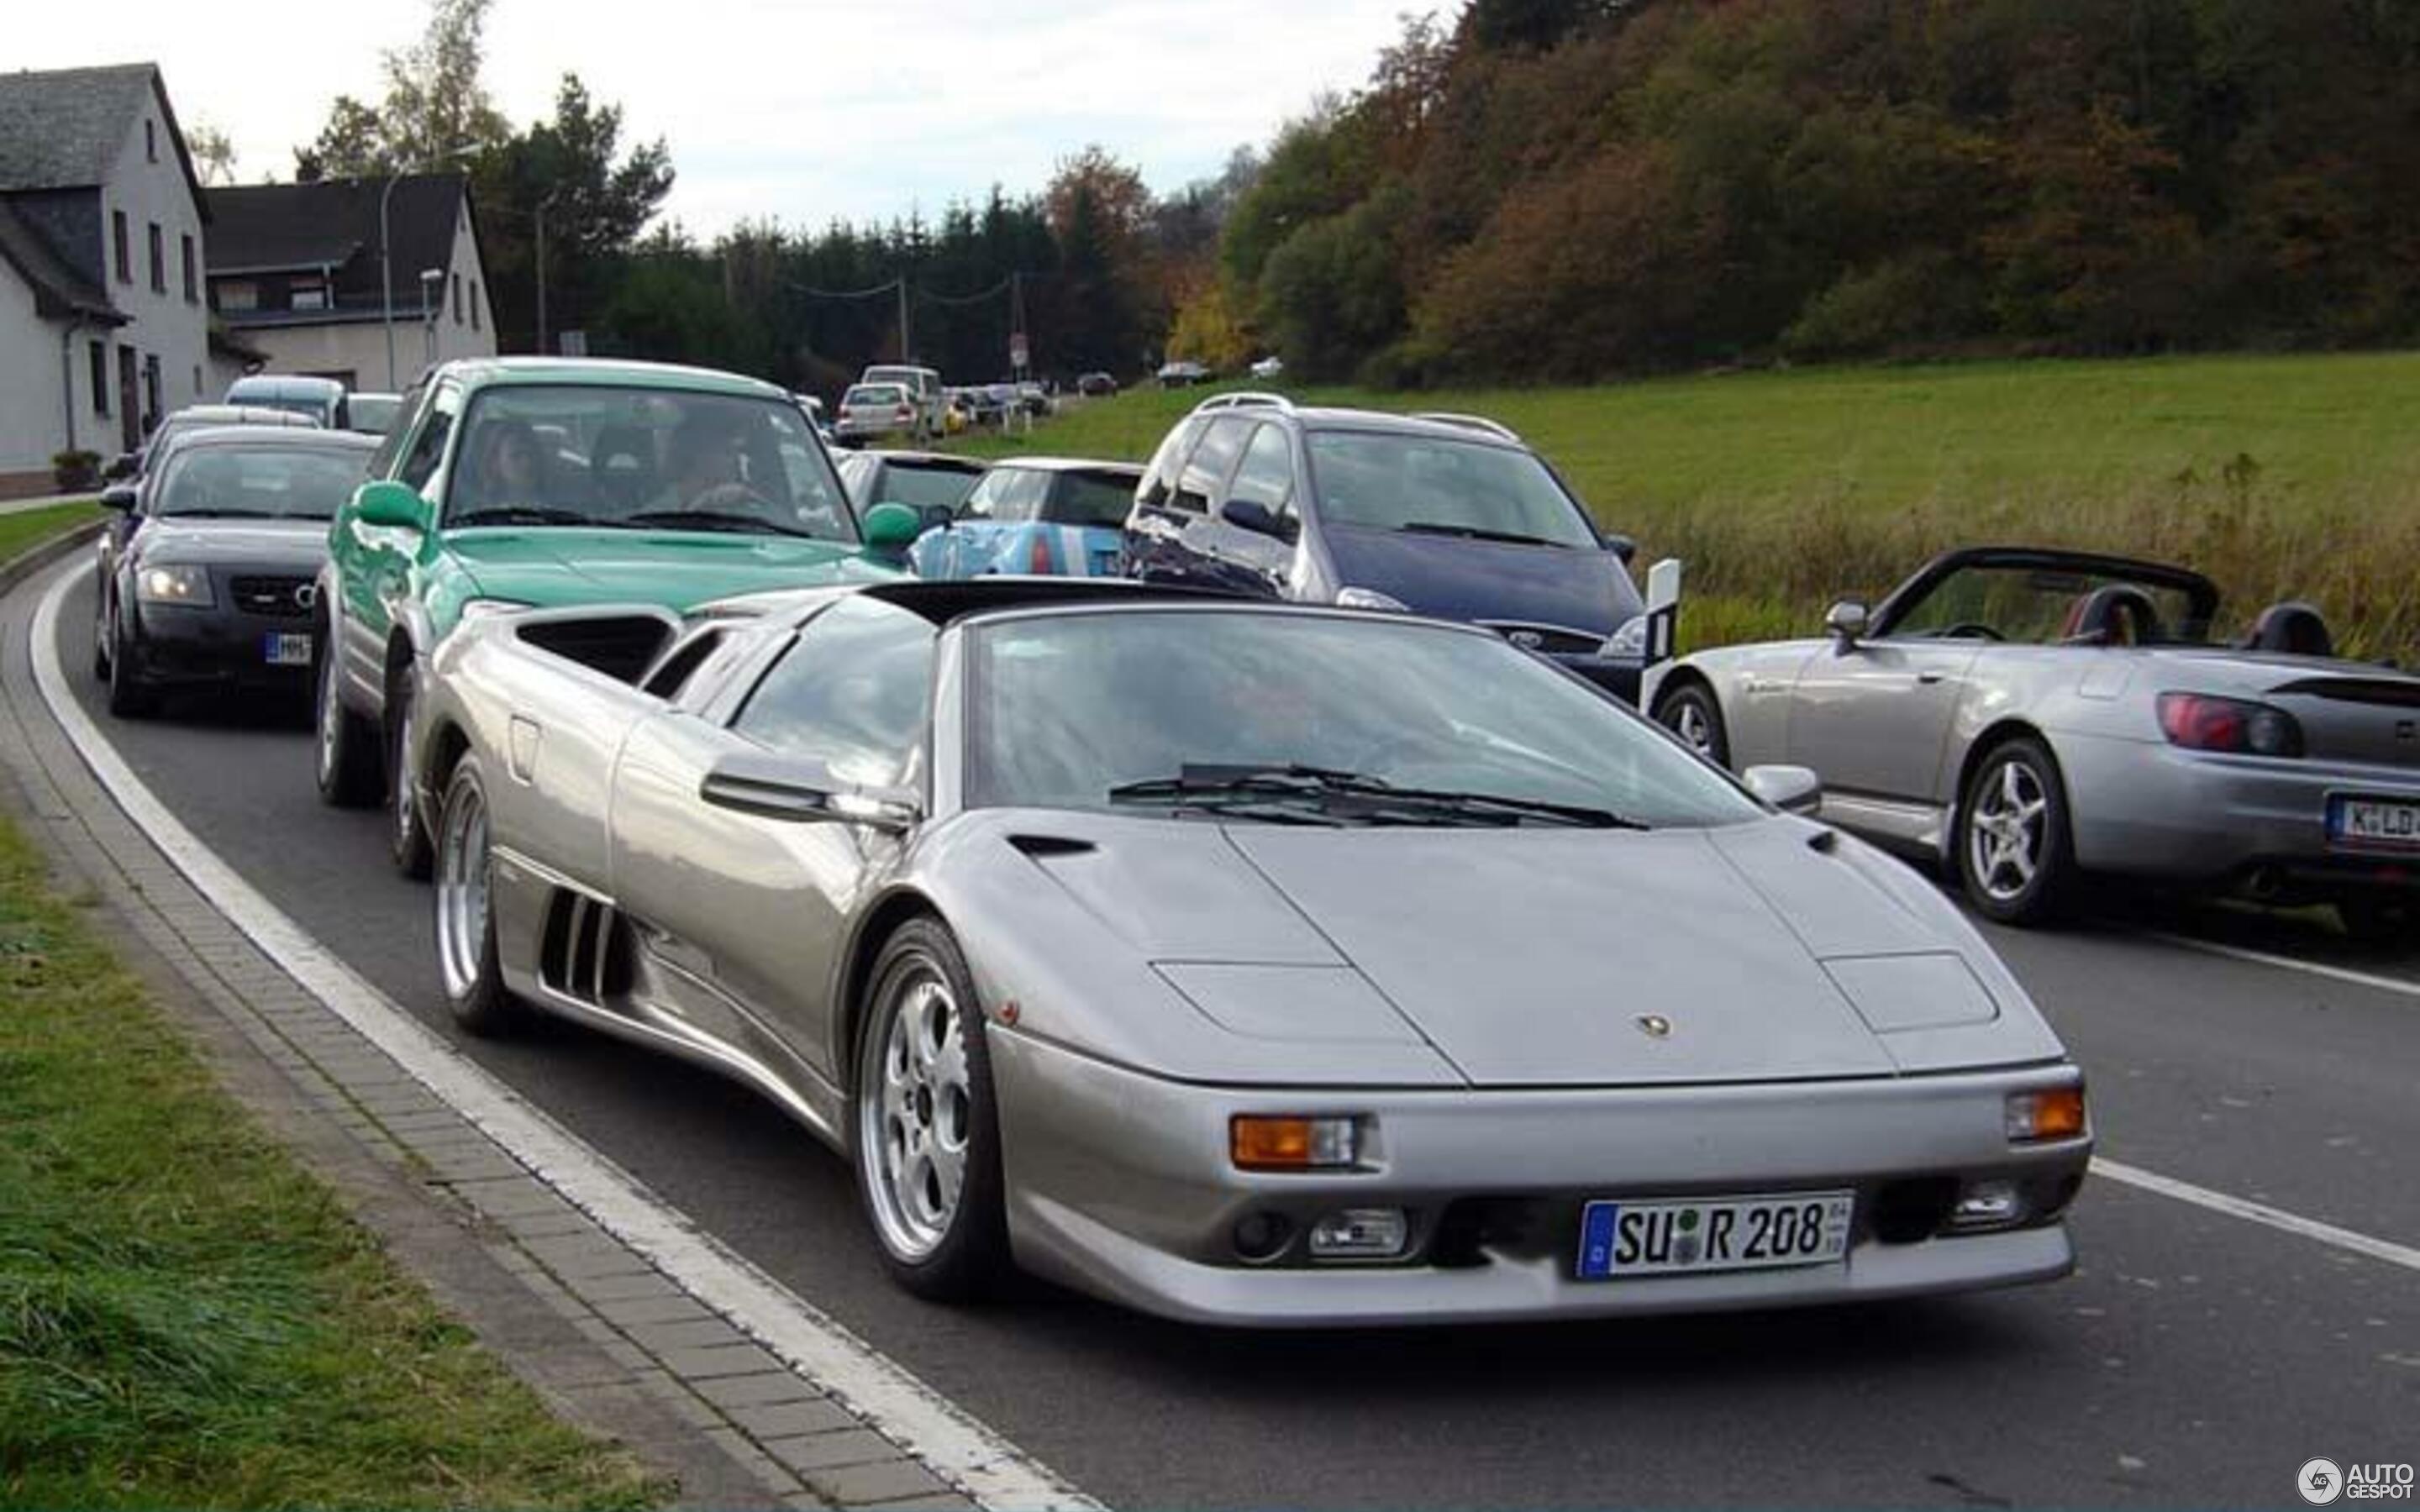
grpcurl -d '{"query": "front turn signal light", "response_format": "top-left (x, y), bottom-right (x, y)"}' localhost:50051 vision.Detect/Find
top-left (2006, 1087), bottom-right (2087, 1143)
top-left (1230, 1115), bottom-right (1360, 1171)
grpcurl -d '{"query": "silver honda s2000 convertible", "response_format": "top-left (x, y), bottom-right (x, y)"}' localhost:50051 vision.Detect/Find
top-left (413, 580), bottom-right (2091, 1326)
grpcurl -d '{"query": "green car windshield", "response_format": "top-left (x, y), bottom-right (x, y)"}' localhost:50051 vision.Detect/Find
top-left (445, 386), bottom-right (859, 543)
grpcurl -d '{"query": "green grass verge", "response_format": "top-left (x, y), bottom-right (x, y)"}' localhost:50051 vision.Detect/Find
top-left (954, 353), bottom-right (2420, 657)
top-left (0, 504), bottom-right (103, 565)
top-left (0, 813), bottom-right (665, 1510)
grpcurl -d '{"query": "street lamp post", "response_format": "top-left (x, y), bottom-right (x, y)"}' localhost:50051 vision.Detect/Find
top-left (380, 172), bottom-right (405, 388)
top-left (420, 267), bottom-right (444, 366)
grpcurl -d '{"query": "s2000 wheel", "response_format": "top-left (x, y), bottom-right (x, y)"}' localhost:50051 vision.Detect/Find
top-left (1958, 736), bottom-right (2076, 926)
top-left (851, 919), bottom-right (1011, 1302)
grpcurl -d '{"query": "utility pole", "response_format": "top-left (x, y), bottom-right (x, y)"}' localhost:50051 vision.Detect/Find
top-left (1011, 270), bottom-right (1025, 380)
top-left (534, 188), bottom-right (559, 357)
top-left (896, 277), bottom-right (910, 364)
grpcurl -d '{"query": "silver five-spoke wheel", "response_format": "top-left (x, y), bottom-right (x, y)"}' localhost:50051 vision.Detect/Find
top-left (1967, 759), bottom-right (2046, 903)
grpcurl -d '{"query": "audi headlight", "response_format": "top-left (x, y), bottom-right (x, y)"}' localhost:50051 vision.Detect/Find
top-left (136, 564), bottom-right (213, 606)
top-left (1334, 586), bottom-right (1409, 612)
top-left (1601, 614), bottom-right (1648, 659)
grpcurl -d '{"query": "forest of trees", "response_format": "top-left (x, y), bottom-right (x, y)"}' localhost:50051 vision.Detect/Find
top-left (1208, 0), bottom-right (2420, 384)
top-left (294, 0), bottom-right (2420, 391)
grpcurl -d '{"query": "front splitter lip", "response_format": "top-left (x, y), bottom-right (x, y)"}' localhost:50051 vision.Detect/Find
top-left (989, 1030), bottom-right (2090, 1327)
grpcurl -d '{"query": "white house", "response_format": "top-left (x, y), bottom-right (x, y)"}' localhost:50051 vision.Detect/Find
top-left (0, 63), bottom-right (213, 496)
top-left (206, 173), bottom-right (496, 394)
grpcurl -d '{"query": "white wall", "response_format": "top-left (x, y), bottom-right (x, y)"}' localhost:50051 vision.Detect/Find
top-left (97, 92), bottom-right (210, 437)
top-left (235, 191), bottom-right (495, 394)
top-left (0, 267), bottom-right (71, 480)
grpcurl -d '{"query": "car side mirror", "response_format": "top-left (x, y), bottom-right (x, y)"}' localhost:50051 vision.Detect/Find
top-left (1744, 764), bottom-right (1823, 816)
top-left (861, 501), bottom-right (922, 552)
top-left (354, 480), bottom-right (431, 531)
top-left (99, 484), bottom-right (138, 512)
top-left (698, 750), bottom-right (918, 832)
top-left (914, 504), bottom-right (956, 534)
top-left (1825, 600), bottom-right (1869, 648)
top-left (104, 454), bottom-right (137, 481)
top-left (1604, 532), bottom-right (1637, 564)
top-left (1221, 496), bottom-right (1296, 542)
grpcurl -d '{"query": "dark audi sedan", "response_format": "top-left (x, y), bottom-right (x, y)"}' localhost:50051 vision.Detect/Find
top-left (94, 426), bottom-right (377, 716)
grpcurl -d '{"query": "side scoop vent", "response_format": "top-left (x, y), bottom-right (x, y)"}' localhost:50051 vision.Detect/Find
top-left (539, 890), bottom-right (631, 1006)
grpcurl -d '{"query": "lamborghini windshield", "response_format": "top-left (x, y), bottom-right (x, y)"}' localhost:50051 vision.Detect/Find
top-left (967, 609), bottom-right (1760, 827)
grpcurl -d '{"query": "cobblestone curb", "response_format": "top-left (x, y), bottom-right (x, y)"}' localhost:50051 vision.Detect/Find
top-left (0, 545), bottom-right (983, 1512)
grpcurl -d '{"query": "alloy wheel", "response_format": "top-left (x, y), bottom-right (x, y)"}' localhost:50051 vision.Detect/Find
top-left (434, 774), bottom-right (492, 1000)
top-left (859, 970), bottom-right (972, 1263)
top-left (1968, 758), bottom-right (2049, 903)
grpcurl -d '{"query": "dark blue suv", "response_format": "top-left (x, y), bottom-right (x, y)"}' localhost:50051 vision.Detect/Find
top-left (1123, 396), bottom-right (1653, 699)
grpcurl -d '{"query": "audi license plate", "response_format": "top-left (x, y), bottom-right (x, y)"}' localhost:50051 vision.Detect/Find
top-left (1576, 1190), bottom-right (1853, 1279)
top-left (2328, 794), bottom-right (2420, 853)
top-left (262, 633), bottom-right (313, 667)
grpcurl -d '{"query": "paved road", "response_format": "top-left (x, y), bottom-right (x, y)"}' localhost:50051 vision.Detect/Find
top-left (27, 564), bottom-right (2419, 1508)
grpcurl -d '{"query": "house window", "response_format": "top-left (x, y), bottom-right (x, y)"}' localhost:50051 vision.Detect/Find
top-left (89, 341), bottom-right (108, 415)
top-left (471, 281), bottom-right (481, 332)
top-left (143, 354), bottom-right (160, 427)
top-left (451, 272), bottom-right (462, 325)
top-left (216, 280), bottom-right (257, 312)
top-left (145, 120), bottom-right (157, 162)
top-left (113, 212), bottom-right (129, 282)
top-left (192, 364), bottom-right (203, 396)
top-left (181, 234), bottom-right (197, 302)
top-left (148, 223), bottom-right (165, 294)
top-left (292, 282), bottom-right (329, 312)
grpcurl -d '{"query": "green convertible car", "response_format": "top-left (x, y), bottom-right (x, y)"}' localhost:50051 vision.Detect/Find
top-left (312, 356), bottom-right (920, 877)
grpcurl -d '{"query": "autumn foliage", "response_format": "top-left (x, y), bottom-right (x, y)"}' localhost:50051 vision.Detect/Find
top-left (1225, 0), bottom-right (2420, 383)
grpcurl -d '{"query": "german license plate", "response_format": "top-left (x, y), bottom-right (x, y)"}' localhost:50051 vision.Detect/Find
top-left (1576, 1190), bottom-right (1853, 1279)
top-left (262, 633), bottom-right (313, 667)
top-left (2328, 794), bottom-right (2420, 853)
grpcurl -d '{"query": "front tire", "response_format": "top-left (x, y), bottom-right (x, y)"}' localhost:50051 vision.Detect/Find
top-left (851, 919), bottom-right (1010, 1302)
top-left (387, 672), bottom-right (433, 879)
top-left (314, 633), bottom-right (381, 808)
top-left (434, 753), bottom-right (524, 1036)
top-left (1655, 680), bottom-right (1730, 766)
top-left (1957, 736), bottom-right (2076, 926)
top-left (104, 606), bottom-right (156, 718)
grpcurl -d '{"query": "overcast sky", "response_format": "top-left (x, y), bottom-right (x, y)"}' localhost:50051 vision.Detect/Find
top-left (17, 0), bottom-right (1412, 234)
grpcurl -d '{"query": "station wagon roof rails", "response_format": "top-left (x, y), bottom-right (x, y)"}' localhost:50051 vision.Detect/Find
top-left (1411, 411), bottom-right (1522, 443)
top-left (1192, 391), bottom-right (1295, 413)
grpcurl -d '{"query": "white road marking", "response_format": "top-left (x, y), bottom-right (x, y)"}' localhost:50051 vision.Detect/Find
top-left (29, 564), bottom-right (1097, 1512)
top-left (2093, 1159), bottom-right (2420, 1276)
top-left (2146, 932), bottom-right (2420, 1001)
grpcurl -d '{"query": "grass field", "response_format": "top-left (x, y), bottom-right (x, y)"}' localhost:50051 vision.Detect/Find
top-left (955, 353), bottom-right (2420, 657)
top-left (0, 811), bottom-right (663, 1510)
top-left (0, 504), bottom-right (103, 565)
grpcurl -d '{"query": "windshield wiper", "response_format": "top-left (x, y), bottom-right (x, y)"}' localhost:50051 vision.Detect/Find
top-left (617, 510), bottom-right (802, 537)
top-left (1397, 522), bottom-right (1565, 548)
top-left (158, 508), bottom-right (274, 519)
top-left (450, 506), bottom-right (594, 527)
top-left (1106, 764), bottom-right (1646, 829)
